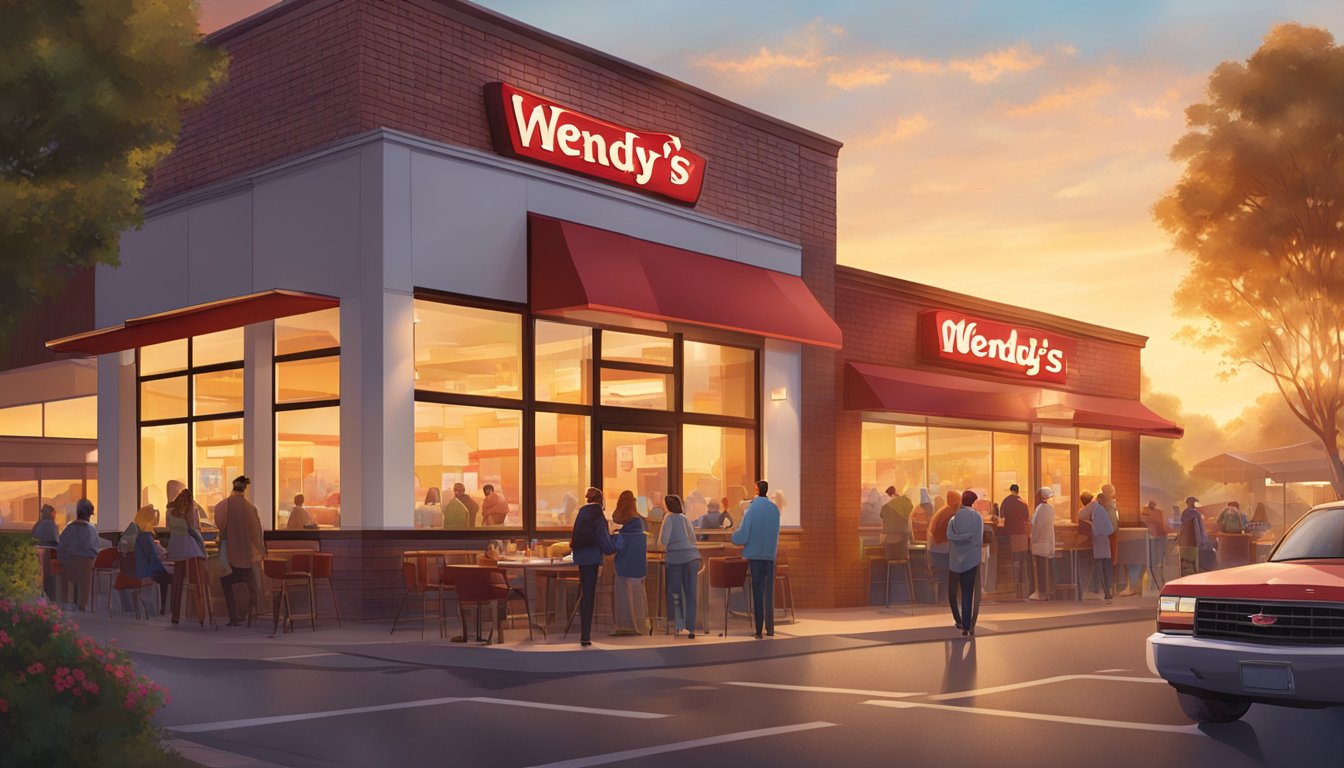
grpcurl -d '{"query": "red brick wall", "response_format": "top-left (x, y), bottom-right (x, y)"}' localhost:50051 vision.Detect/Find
top-left (0, 268), bottom-right (94, 373)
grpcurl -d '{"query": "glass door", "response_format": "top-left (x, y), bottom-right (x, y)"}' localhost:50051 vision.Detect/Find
top-left (600, 428), bottom-right (672, 517)
top-left (1036, 444), bottom-right (1079, 521)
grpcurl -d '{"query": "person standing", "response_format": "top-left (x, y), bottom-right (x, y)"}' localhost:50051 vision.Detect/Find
top-left (1000, 484), bottom-right (1031, 598)
top-left (216, 476), bottom-right (265, 627)
top-left (946, 491), bottom-right (983, 636)
top-left (569, 487), bottom-right (616, 647)
top-left (912, 488), bottom-right (934, 542)
top-left (610, 491), bottom-right (648, 636)
top-left (165, 490), bottom-right (209, 624)
top-left (658, 494), bottom-right (700, 637)
top-left (1029, 487), bottom-right (1056, 600)
top-left (1217, 501), bottom-right (1247, 533)
top-left (1178, 496), bottom-right (1212, 575)
top-left (1083, 491), bottom-right (1116, 602)
top-left (56, 499), bottom-right (101, 610)
top-left (481, 484), bottom-right (509, 526)
top-left (30, 503), bottom-right (59, 546)
top-left (929, 490), bottom-right (961, 623)
top-left (1140, 500), bottom-right (1171, 589)
top-left (732, 480), bottom-right (781, 639)
top-left (880, 485), bottom-right (913, 560)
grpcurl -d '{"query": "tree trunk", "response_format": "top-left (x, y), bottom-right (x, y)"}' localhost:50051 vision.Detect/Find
top-left (1327, 450), bottom-right (1344, 503)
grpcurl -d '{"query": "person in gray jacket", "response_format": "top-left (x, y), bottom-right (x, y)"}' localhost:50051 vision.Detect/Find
top-left (946, 490), bottom-right (984, 637)
top-left (658, 494), bottom-right (701, 638)
top-left (30, 504), bottom-right (59, 546)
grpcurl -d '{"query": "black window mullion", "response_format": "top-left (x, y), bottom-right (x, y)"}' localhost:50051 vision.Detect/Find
top-left (274, 347), bottom-right (341, 365)
top-left (598, 360), bottom-right (675, 375)
top-left (522, 315), bottom-right (535, 538)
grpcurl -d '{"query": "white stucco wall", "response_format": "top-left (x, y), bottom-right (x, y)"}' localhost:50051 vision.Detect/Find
top-left (763, 340), bottom-right (803, 527)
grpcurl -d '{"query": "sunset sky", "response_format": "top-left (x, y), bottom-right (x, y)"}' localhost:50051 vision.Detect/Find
top-left (199, 0), bottom-right (1344, 425)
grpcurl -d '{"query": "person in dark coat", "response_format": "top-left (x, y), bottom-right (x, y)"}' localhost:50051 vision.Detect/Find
top-left (569, 487), bottom-right (616, 646)
top-left (610, 490), bottom-right (648, 636)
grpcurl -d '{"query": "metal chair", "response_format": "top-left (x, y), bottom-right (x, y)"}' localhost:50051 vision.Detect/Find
top-left (391, 559), bottom-right (445, 638)
top-left (773, 562), bottom-right (797, 623)
top-left (93, 549), bottom-right (120, 614)
top-left (444, 565), bottom-right (511, 644)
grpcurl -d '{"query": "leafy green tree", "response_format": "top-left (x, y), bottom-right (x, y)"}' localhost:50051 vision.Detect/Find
top-left (1156, 23), bottom-right (1344, 496)
top-left (0, 0), bottom-right (226, 341)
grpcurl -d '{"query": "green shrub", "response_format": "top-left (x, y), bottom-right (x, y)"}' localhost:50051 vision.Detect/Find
top-left (0, 533), bottom-right (42, 601)
top-left (0, 599), bottom-right (188, 767)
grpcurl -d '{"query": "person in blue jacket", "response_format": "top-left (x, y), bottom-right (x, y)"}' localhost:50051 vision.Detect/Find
top-left (611, 490), bottom-right (648, 636)
top-left (569, 487), bottom-right (616, 646)
top-left (131, 504), bottom-right (172, 614)
top-left (732, 479), bottom-right (781, 638)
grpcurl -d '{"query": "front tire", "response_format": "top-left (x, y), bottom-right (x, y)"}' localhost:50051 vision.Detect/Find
top-left (1176, 691), bottom-right (1251, 723)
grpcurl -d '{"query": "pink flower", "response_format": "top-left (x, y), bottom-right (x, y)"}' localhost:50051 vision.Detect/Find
top-left (0, 699), bottom-right (9, 713)
top-left (27, 662), bottom-right (44, 675)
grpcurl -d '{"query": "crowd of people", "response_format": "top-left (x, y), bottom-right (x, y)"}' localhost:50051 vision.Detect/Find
top-left (566, 480), bottom-right (782, 646)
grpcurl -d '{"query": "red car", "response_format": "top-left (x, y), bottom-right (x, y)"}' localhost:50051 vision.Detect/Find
top-left (1147, 502), bottom-right (1344, 723)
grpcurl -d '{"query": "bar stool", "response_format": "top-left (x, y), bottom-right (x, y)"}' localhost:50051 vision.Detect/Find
top-left (391, 559), bottom-right (447, 638)
top-left (180, 558), bottom-right (217, 628)
top-left (773, 562), bottom-right (797, 623)
top-left (263, 557), bottom-right (315, 634)
top-left (292, 552), bottom-right (341, 627)
top-left (709, 557), bottom-right (751, 637)
top-left (878, 543), bottom-right (915, 615)
top-left (113, 551), bottom-right (156, 620)
top-left (93, 549), bottom-right (120, 612)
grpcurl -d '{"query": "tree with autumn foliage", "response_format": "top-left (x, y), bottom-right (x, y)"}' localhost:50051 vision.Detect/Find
top-left (0, 0), bottom-right (226, 345)
top-left (1156, 23), bottom-right (1344, 497)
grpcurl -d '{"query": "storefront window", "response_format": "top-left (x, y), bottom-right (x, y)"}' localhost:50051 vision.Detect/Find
top-left (859, 422), bottom-right (926, 527)
top-left (928, 427), bottom-right (993, 512)
top-left (276, 407), bottom-right (341, 529)
top-left (681, 424), bottom-right (754, 524)
top-left (0, 469), bottom-right (39, 525)
top-left (40, 476), bottom-right (85, 525)
top-left (141, 377), bottom-right (188, 421)
top-left (194, 418), bottom-right (244, 518)
top-left (535, 412), bottom-right (590, 529)
top-left (194, 370), bottom-right (245, 417)
top-left (1079, 438), bottom-right (1111, 502)
top-left (602, 430), bottom-right (668, 516)
top-left (276, 308), bottom-right (340, 356)
top-left (414, 300), bottom-right (522, 399)
top-left (683, 341), bottom-right (754, 418)
top-left (192, 328), bottom-right (245, 368)
top-left (43, 397), bottom-right (97, 439)
top-left (139, 339), bottom-right (187, 376)
top-left (140, 423), bottom-right (187, 511)
top-left (535, 321), bottom-right (591, 405)
top-left (414, 402), bottom-right (521, 528)
top-left (599, 368), bottom-right (673, 410)
top-left (601, 331), bottom-right (673, 365)
top-left (276, 357), bottom-right (340, 404)
top-left (993, 433), bottom-right (1030, 507)
top-left (0, 404), bottom-right (42, 437)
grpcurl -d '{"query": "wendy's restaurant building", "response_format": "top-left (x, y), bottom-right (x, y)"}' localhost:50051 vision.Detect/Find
top-left (0, 0), bottom-right (1180, 616)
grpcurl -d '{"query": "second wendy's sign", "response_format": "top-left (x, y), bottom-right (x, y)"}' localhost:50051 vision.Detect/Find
top-left (484, 82), bottom-right (707, 205)
top-left (918, 310), bottom-right (1075, 385)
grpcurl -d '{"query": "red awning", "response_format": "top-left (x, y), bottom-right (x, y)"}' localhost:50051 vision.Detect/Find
top-left (46, 290), bottom-right (339, 355)
top-left (529, 214), bottom-right (842, 349)
top-left (844, 361), bottom-right (1183, 438)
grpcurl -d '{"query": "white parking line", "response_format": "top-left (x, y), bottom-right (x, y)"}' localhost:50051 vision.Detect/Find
top-left (523, 722), bottom-right (838, 768)
top-left (724, 681), bottom-right (924, 698)
top-left (926, 674), bottom-right (1166, 701)
top-left (264, 652), bottom-right (341, 661)
top-left (866, 700), bottom-right (1203, 736)
top-left (170, 696), bottom-right (666, 733)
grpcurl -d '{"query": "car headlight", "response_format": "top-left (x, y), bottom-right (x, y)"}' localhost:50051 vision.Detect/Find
top-left (1159, 596), bottom-right (1196, 613)
top-left (1157, 594), bottom-right (1196, 633)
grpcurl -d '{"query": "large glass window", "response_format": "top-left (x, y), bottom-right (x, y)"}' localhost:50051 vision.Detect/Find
top-left (928, 427), bottom-right (993, 513)
top-left (602, 331), bottom-right (673, 365)
top-left (599, 368), bottom-right (674, 410)
top-left (43, 397), bottom-right (97, 439)
top-left (276, 407), bottom-right (341, 529)
top-left (993, 433), bottom-right (1030, 503)
top-left (139, 333), bottom-right (244, 521)
top-left (602, 430), bottom-right (669, 516)
top-left (0, 468), bottom-right (39, 525)
top-left (681, 424), bottom-right (755, 524)
top-left (414, 403), bottom-right (521, 528)
top-left (0, 404), bottom-right (43, 437)
top-left (859, 422), bottom-right (926, 527)
top-left (536, 412), bottom-right (590, 529)
top-left (414, 301), bottom-right (522, 399)
top-left (535, 321), bottom-right (592, 405)
top-left (275, 309), bottom-right (341, 528)
top-left (684, 341), bottom-right (754, 418)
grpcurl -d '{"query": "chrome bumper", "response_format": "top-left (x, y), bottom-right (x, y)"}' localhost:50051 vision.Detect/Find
top-left (1147, 632), bottom-right (1344, 705)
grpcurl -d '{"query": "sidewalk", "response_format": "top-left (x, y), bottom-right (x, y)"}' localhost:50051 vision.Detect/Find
top-left (68, 593), bottom-right (1157, 675)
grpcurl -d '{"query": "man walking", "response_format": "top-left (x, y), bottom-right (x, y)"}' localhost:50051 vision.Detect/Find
top-left (946, 490), bottom-right (983, 636)
top-left (733, 480), bottom-right (781, 639)
top-left (216, 476), bottom-right (266, 627)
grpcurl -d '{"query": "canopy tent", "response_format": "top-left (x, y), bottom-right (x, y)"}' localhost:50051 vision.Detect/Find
top-left (1190, 441), bottom-right (1335, 484)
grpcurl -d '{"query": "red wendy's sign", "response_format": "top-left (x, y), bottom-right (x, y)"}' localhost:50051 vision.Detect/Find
top-left (918, 310), bottom-right (1075, 385)
top-left (484, 82), bottom-right (707, 205)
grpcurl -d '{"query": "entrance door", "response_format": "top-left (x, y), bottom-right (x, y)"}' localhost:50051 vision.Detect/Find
top-left (600, 428), bottom-right (672, 516)
top-left (1036, 444), bottom-right (1079, 521)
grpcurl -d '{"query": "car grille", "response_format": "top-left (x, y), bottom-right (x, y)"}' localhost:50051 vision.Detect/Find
top-left (1195, 599), bottom-right (1344, 645)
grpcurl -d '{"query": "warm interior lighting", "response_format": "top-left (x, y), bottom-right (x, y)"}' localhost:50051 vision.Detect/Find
top-left (770, 387), bottom-right (788, 401)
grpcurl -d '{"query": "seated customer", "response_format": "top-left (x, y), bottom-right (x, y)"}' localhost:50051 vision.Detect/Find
top-left (131, 504), bottom-right (172, 613)
top-left (481, 484), bottom-right (509, 526)
top-left (57, 499), bottom-right (102, 609)
top-left (695, 499), bottom-right (733, 529)
top-left (30, 503), bottom-right (59, 546)
top-left (443, 483), bottom-right (476, 528)
top-left (287, 493), bottom-right (319, 530)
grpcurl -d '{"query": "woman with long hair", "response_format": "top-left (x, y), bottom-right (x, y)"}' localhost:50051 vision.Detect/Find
top-left (658, 494), bottom-right (701, 638)
top-left (165, 487), bottom-right (209, 625)
top-left (610, 490), bottom-right (648, 636)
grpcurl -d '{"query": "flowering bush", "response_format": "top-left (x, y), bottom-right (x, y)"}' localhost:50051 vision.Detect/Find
top-left (0, 598), bottom-right (188, 768)
top-left (0, 533), bottom-right (42, 601)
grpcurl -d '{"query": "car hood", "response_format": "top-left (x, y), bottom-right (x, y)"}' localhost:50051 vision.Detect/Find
top-left (1164, 560), bottom-right (1344, 601)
